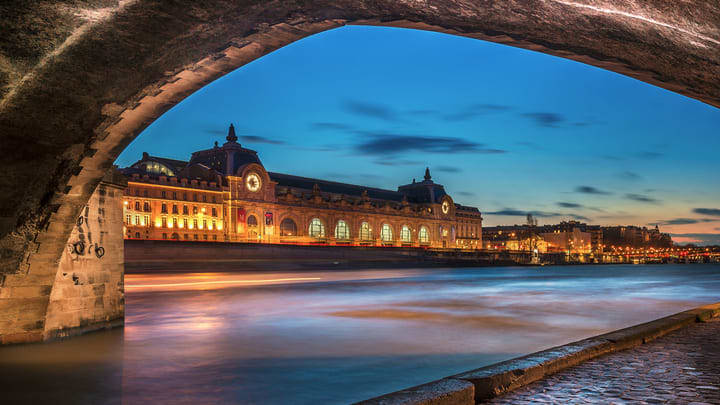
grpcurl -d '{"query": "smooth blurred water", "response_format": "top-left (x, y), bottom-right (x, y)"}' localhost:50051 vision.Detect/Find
top-left (1, 264), bottom-right (719, 404)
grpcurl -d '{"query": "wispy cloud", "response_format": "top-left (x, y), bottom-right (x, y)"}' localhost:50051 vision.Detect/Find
top-left (625, 193), bottom-right (659, 203)
top-left (617, 171), bottom-right (642, 181)
top-left (239, 135), bottom-right (284, 145)
top-left (693, 208), bottom-right (720, 216)
top-left (443, 104), bottom-right (512, 121)
top-left (670, 233), bottom-right (720, 246)
top-left (436, 166), bottom-right (462, 173)
top-left (520, 112), bottom-right (565, 128)
top-left (311, 122), bottom-right (353, 131)
top-left (355, 133), bottom-right (506, 156)
top-left (457, 191), bottom-right (477, 197)
top-left (650, 218), bottom-right (717, 226)
top-left (343, 100), bottom-right (397, 121)
top-left (372, 159), bottom-right (423, 167)
top-left (486, 208), bottom-right (589, 221)
top-left (636, 151), bottom-right (664, 159)
top-left (574, 186), bottom-right (612, 195)
top-left (557, 202), bottom-right (583, 208)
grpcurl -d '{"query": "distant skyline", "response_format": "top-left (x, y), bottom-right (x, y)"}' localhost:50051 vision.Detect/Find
top-left (115, 26), bottom-right (720, 245)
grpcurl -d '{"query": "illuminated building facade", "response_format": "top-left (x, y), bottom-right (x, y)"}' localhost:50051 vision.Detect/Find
top-left (120, 125), bottom-right (483, 249)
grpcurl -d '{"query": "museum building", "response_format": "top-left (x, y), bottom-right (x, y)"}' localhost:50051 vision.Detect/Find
top-left (120, 125), bottom-right (483, 249)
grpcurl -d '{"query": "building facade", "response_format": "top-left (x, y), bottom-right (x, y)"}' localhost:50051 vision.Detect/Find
top-left (120, 125), bottom-right (483, 249)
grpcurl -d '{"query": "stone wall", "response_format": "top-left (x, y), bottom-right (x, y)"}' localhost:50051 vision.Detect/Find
top-left (0, 173), bottom-right (126, 344)
top-left (44, 179), bottom-right (126, 340)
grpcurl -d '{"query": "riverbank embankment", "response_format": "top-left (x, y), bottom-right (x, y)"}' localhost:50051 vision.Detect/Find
top-left (357, 302), bottom-right (720, 404)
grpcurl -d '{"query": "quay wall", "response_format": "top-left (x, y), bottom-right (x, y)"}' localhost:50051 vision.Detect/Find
top-left (357, 302), bottom-right (720, 405)
top-left (124, 239), bottom-right (437, 272)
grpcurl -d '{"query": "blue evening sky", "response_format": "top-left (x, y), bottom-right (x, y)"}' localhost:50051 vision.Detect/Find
top-left (115, 26), bottom-right (720, 245)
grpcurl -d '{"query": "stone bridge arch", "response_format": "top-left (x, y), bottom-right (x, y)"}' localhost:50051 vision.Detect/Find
top-left (1, 0), bottom-right (718, 343)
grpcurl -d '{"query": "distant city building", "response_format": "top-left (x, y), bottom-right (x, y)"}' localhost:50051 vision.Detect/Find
top-left (540, 228), bottom-right (592, 254)
top-left (483, 220), bottom-right (673, 254)
top-left (603, 225), bottom-right (672, 249)
top-left (119, 125), bottom-right (483, 248)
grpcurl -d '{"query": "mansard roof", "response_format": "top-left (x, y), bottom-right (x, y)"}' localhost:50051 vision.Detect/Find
top-left (129, 153), bottom-right (188, 173)
top-left (269, 172), bottom-right (405, 202)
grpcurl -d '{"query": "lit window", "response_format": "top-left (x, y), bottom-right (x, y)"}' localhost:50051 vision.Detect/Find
top-left (309, 218), bottom-right (325, 238)
top-left (134, 215), bottom-right (139, 225)
top-left (143, 215), bottom-right (149, 227)
top-left (161, 217), bottom-right (167, 228)
top-left (381, 224), bottom-right (393, 242)
top-left (401, 225), bottom-right (411, 243)
top-left (211, 220), bottom-right (216, 230)
top-left (335, 220), bottom-right (350, 240)
top-left (125, 214), bottom-right (131, 224)
top-left (183, 218), bottom-right (188, 229)
top-left (193, 219), bottom-right (197, 229)
top-left (193, 206), bottom-right (198, 215)
top-left (172, 218), bottom-right (178, 228)
top-left (359, 222), bottom-right (372, 240)
top-left (201, 219), bottom-right (206, 230)
top-left (418, 226), bottom-right (430, 243)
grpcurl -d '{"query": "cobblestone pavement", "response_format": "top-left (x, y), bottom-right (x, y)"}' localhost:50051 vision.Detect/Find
top-left (486, 317), bottom-right (720, 404)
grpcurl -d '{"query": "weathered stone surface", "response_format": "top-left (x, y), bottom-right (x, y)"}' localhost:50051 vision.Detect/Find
top-left (0, 174), bottom-right (125, 343)
top-left (486, 317), bottom-right (720, 404)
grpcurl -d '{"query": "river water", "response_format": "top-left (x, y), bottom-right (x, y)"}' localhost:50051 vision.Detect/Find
top-left (1, 264), bottom-right (719, 404)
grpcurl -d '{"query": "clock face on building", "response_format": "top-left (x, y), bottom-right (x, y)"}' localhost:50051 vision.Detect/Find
top-left (245, 173), bottom-right (261, 192)
top-left (441, 200), bottom-right (450, 214)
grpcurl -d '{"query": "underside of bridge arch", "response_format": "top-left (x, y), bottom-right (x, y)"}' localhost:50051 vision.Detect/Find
top-left (0, 0), bottom-right (718, 343)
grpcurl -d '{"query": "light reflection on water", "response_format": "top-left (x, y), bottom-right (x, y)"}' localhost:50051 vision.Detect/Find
top-left (1, 264), bottom-right (719, 404)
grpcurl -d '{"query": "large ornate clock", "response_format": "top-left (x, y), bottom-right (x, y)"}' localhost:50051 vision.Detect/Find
top-left (245, 172), bottom-right (261, 192)
top-left (441, 200), bottom-right (450, 214)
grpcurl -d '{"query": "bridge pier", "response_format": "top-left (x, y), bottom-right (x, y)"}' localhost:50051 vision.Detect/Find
top-left (0, 172), bottom-right (126, 344)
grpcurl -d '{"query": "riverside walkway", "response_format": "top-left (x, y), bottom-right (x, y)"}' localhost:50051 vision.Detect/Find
top-left (485, 317), bottom-right (720, 404)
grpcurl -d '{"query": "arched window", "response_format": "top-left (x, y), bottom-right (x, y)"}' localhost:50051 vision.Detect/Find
top-left (309, 218), bottom-right (325, 238)
top-left (247, 215), bottom-right (258, 226)
top-left (335, 220), bottom-right (350, 240)
top-left (380, 224), bottom-right (393, 242)
top-left (359, 222), bottom-right (372, 240)
top-left (419, 226), bottom-right (429, 243)
top-left (400, 225), bottom-right (411, 243)
top-left (280, 218), bottom-right (297, 236)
